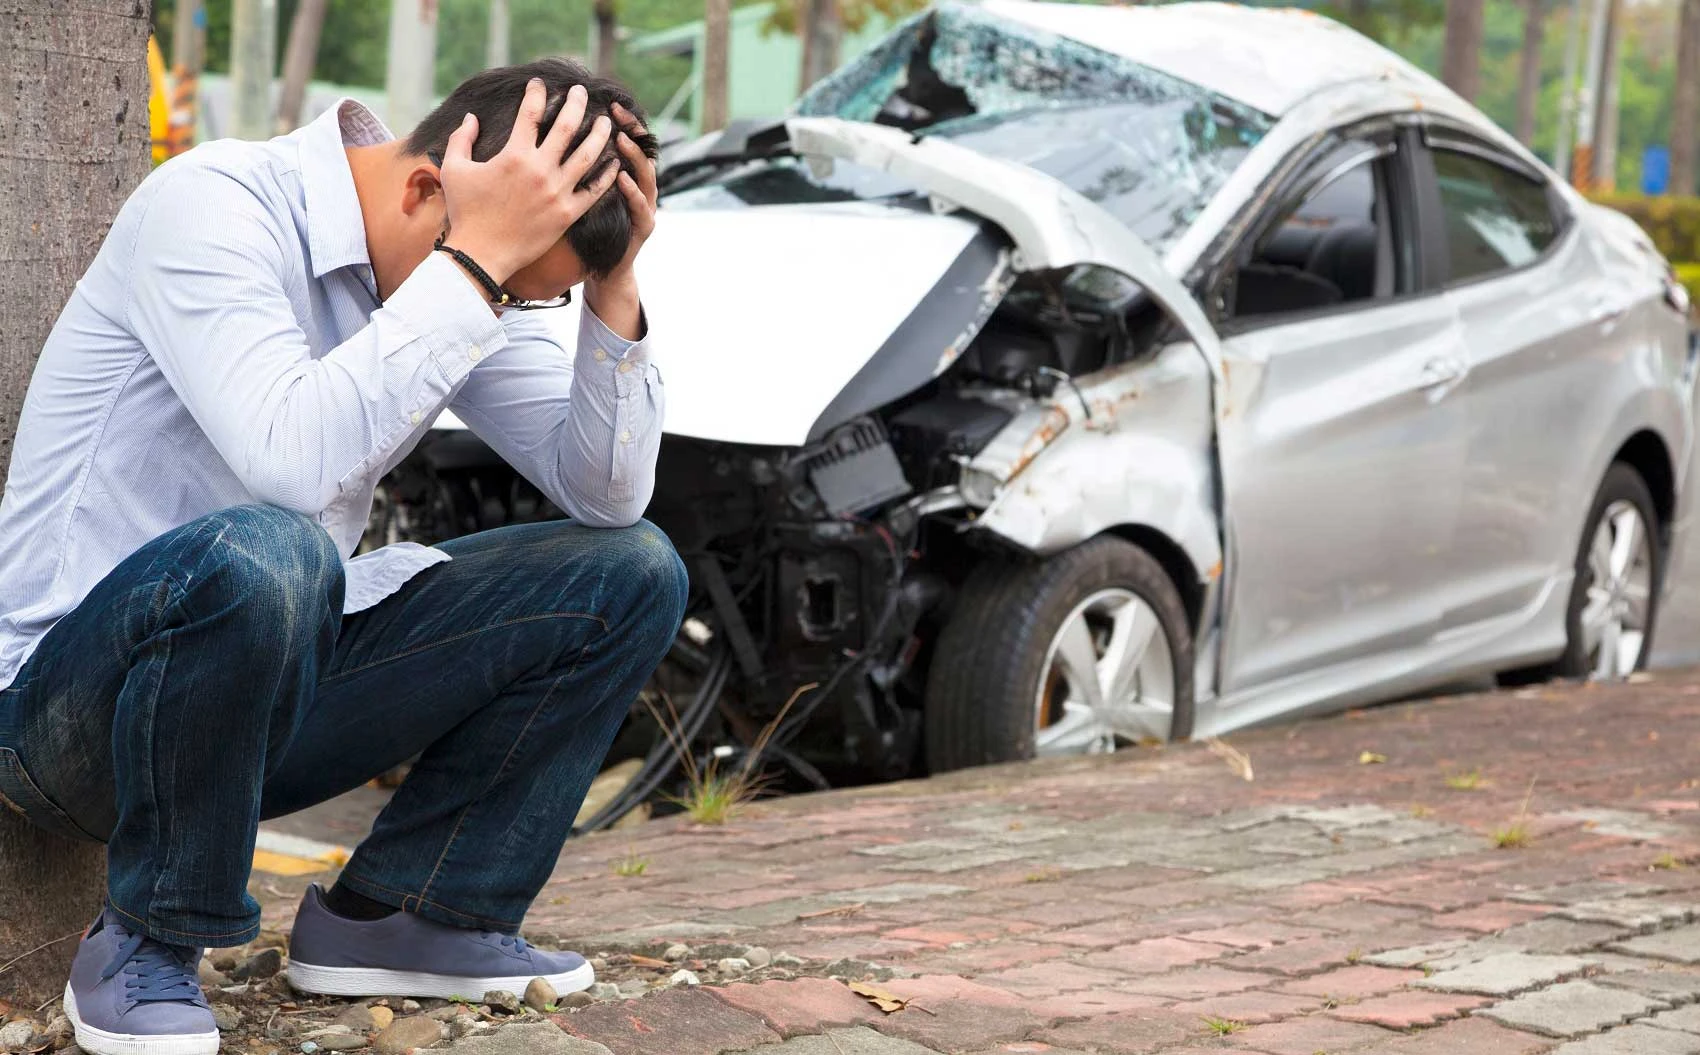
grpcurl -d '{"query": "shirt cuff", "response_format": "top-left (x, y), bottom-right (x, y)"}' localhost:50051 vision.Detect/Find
top-left (386, 253), bottom-right (511, 385)
top-left (581, 300), bottom-right (651, 366)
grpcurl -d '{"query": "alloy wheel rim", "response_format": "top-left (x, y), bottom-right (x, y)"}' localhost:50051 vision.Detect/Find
top-left (1581, 500), bottom-right (1652, 680)
top-left (1034, 588), bottom-right (1175, 755)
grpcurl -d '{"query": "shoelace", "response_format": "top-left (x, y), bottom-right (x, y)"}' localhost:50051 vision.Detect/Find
top-left (486, 932), bottom-right (534, 955)
top-left (99, 930), bottom-right (206, 1005)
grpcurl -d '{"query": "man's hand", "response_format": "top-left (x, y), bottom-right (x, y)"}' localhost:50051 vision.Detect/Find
top-left (584, 102), bottom-right (658, 342)
top-left (439, 80), bottom-right (617, 287)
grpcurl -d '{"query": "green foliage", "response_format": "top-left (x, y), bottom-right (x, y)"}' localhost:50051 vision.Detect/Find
top-left (1591, 192), bottom-right (1700, 261)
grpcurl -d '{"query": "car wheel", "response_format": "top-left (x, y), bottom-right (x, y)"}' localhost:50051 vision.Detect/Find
top-left (925, 536), bottom-right (1194, 772)
top-left (1551, 463), bottom-right (1662, 681)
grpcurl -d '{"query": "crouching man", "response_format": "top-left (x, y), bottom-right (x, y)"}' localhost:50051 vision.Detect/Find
top-left (0, 60), bottom-right (685, 1055)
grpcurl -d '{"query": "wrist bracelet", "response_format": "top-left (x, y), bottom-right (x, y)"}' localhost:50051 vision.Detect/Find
top-left (433, 237), bottom-right (515, 307)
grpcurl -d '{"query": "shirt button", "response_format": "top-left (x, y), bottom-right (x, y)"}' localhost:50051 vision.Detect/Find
top-left (409, 411), bottom-right (423, 425)
top-left (620, 429), bottom-right (633, 444)
top-left (617, 360), bottom-right (634, 374)
top-left (468, 344), bottom-right (483, 362)
top-left (593, 349), bottom-right (608, 362)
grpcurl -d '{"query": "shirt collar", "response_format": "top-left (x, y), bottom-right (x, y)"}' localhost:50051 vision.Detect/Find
top-left (299, 98), bottom-right (394, 279)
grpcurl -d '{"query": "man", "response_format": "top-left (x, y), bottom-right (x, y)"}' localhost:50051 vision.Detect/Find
top-left (0, 59), bottom-right (685, 1055)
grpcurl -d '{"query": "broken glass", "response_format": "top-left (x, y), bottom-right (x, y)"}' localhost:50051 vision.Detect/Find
top-left (791, 2), bottom-right (1273, 250)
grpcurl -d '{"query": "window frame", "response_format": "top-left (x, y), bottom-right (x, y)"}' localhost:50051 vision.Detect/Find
top-left (1410, 123), bottom-right (1575, 293)
top-left (1208, 119), bottom-right (1428, 336)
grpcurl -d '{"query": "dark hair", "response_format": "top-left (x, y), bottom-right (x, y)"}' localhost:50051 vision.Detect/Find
top-left (405, 58), bottom-right (659, 278)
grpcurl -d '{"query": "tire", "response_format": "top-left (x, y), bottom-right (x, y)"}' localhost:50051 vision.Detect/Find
top-left (924, 535), bottom-right (1195, 773)
top-left (1504, 462), bottom-right (1662, 684)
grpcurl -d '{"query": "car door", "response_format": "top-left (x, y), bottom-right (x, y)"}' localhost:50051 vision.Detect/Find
top-left (1417, 130), bottom-right (1620, 629)
top-left (1214, 126), bottom-right (1473, 699)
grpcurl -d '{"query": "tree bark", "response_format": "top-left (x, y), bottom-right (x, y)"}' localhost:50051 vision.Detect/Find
top-left (701, 0), bottom-right (731, 133)
top-left (0, 0), bottom-right (149, 1005)
top-left (230, 0), bottom-right (278, 140)
top-left (486, 0), bottom-right (510, 68)
top-left (1673, 0), bottom-right (1700, 194)
top-left (594, 0), bottom-right (619, 76)
top-left (1595, 0), bottom-right (1622, 187)
top-left (1516, 0), bottom-right (1548, 145)
top-left (799, 0), bottom-right (841, 90)
top-left (1442, 0), bottom-right (1487, 101)
top-left (276, 0), bottom-right (329, 134)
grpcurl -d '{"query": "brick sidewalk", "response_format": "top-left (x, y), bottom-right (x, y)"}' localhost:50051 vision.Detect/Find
top-left (254, 673), bottom-right (1700, 1054)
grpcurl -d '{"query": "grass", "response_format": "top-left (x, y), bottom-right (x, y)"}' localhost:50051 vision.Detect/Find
top-left (613, 851), bottom-right (650, 877)
top-left (1201, 1016), bottom-right (1246, 1036)
top-left (651, 681), bottom-right (817, 826)
top-left (1345, 948), bottom-right (1362, 965)
top-left (1024, 867), bottom-right (1064, 884)
top-left (1444, 768), bottom-right (1486, 791)
top-left (1409, 804), bottom-right (1435, 819)
top-left (1652, 852), bottom-right (1684, 871)
top-left (1491, 779), bottom-right (1539, 850)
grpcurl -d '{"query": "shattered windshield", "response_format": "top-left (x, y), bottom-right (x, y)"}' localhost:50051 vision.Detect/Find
top-left (668, 3), bottom-right (1271, 251)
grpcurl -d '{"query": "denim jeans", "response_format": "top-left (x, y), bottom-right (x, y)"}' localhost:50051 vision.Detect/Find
top-left (0, 505), bottom-right (686, 947)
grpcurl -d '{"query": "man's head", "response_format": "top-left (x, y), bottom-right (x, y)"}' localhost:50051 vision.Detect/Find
top-left (382, 59), bottom-right (658, 300)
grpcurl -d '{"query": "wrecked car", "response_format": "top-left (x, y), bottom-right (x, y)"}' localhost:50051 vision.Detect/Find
top-left (377, 0), bottom-right (1697, 826)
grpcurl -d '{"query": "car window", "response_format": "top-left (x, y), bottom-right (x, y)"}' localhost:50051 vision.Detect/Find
top-left (1433, 149), bottom-right (1558, 283)
top-left (1228, 153), bottom-right (1394, 322)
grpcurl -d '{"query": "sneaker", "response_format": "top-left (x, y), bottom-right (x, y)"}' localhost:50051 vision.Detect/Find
top-left (285, 884), bottom-right (594, 999)
top-left (63, 909), bottom-right (218, 1055)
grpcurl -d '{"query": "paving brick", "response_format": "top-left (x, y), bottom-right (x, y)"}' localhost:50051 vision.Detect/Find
top-left (1024, 989), bottom-right (1169, 1019)
top-left (1327, 990), bottom-right (1491, 1028)
top-left (554, 987), bottom-right (781, 1055)
top-left (868, 975), bottom-right (1046, 1052)
top-left (1557, 899), bottom-right (1696, 932)
top-left (1165, 990), bottom-right (1322, 1025)
top-left (1417, 952), bottom-right (1593, 995)
top-left (961, 1045), bottom-right (1094, 1055)
top-left (1277, 965), bottom-right (1422, 1000)
top-left (1031, 1008), bottom-right (1205, 1054)
top-left (1508, 880), bottom-right (1665, 906)
top-left (1593, 968), bottom-right (1700, 1003)
top-left (1079, 938), bottom-right (1227, 974)
top-left (1493, 918), bottom-right (1633, 954)
top-left (1223, 1015), bottom-right (1397, 1053)
top-left (1119, 966), bottom-right (1276, 1000)
top-left (1644, 1004), bottom-right (1700, 1032)
top-left (1366, 1015), bottom-right (1559, 1054)
top-left (1430, 901), bottom-right (1557, 933)
top-left (710, 978), bottom-right (884, 1038)
top-left (1609, 923), bottom-right (1700, 963)
top-left (1474, 980), bottom-right (1671, 1037)
top-left (1547, 1024), bottom-right (1700, 1054)
top-left (1220, 937), bottom-right (1368, 976)
top-left (1001, 900), bottom-right (1129, 929)
top-left (728, 1027), bottom-right (944, 1054)
top-left (976, 961), bottom-right (1130, 996)
top-left (1176, 922), bottom-right (1322, 950)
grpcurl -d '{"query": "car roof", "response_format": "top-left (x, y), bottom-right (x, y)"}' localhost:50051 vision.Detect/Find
top-left (977, 0), bottom-right (1461, 120)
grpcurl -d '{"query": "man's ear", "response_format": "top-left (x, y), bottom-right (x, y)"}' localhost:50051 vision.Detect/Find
top-left (401, 162), bottom-right (444, 219)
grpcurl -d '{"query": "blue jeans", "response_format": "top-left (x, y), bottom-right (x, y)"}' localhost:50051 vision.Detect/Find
top-left (0, 505), bottom-right (686, 947)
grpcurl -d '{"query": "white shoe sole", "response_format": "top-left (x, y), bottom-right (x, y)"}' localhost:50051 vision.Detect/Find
top-left (63, 985), bottom-right (219, 1055)
top-left (285, 959), bottom-right (596, 1001)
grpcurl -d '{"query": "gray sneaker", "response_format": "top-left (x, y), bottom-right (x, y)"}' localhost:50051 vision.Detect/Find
top-left (285, 884), bottom-right (594, 999)
top-left (63, 909), bottom-right (217, 1055)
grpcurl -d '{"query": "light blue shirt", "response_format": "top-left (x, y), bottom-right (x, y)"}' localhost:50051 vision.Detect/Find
top-left (0, 100), bottom-right (663, 691)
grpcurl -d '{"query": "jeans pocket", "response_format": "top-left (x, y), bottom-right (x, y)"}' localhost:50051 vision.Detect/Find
top-left (0, 746), bottom-right (100, 843)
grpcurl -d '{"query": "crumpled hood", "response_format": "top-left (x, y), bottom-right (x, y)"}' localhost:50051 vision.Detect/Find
top-left (533, 200), bottom-right (987, 448)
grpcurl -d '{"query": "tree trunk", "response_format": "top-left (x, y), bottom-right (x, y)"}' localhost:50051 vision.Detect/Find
top-left (1516, 0), bottom-right (1547, 145)
top-left (701, 0), bottom-right (731, 133)
top-left (385, 0), bottom-right (439, 137)
top-left (594, 0), bottom-right (619, 76)
top-left (1675, 0), bottom-right (1700, 195)
top-left (1595, 0), bottom-right (1622, 187)
top-left (0, 0), bottom-right (149, 1005)
top-left (799, 0), bottom-right (841, 89)
top-left (276, 0), bottom-right (329, 134)
top-left (486, 0), bottom-right (510, 68)
top-left (230, 0), bottom-right (278, 140)
top-left (1442, 0), bottom-right (1487, 101)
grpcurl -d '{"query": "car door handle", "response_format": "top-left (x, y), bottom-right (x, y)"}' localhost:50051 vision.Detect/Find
top-left (1589, 298), bottom-right (1628, 325)
top-left (1418, 356), bottom-right (1467, 390)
